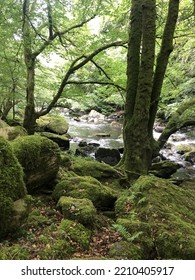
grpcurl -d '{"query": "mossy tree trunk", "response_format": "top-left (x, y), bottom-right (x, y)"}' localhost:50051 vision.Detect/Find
top-left (22, 0), bottom-right (37, 134)
top-left (120, 0), bottom-right (180, 179)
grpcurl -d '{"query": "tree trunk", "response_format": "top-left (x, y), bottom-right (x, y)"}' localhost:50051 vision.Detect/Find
top-left (148, 0), bottom-right (180, 136)
top-left (121, 0), bottom-right (156, 179)
top-left (22, 0), bottom-right (37, 135)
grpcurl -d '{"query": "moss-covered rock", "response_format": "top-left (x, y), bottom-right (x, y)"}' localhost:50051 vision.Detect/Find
top-left (71, 156), bottom-right (128, 190)
top-left (36, 115), bottom-right (69, 135)
top-left (0, 137), bottom-right (30, 239)
top-left (58, 219), bottom-right (91, 250)
top-left (150, 160), bottom-right (181, 178)
top-left (183, 149), bottom-right (195, 164)
top-left (57, 196), bottom-right (97, 226)
top-left (53, 176), bottom-right (117, 210)
top-left (108, 241), bottom-right (143, 260)
top-left (115, 175), bottom-right (195, 259)
top-left (39, 132), bottom-right (70, 150)
top-left (11, 135), bottom-right (61, 193)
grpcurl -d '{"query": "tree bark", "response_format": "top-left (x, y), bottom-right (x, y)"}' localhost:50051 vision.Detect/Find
top-left (148, 0), bottom-right (179, 136)
top-left (22, 0), bottom-right (37, 134)
top-left (121, 0), bottom-right (156, 179)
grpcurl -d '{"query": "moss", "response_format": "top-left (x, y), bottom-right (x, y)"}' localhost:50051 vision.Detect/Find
top-left (72, 156), bottom-right (120, 179)
top-left (53, 176), bottom-right (117, 210)
top-left (108, 241), bottom-right (143, 260)
top-left (58, 220), bottom-right (91, 250)
top-left (115, 175), bottom-right (195, 259)
top-left (0, 244), bottom-right (30, 260)
top-left (26, 209), bottom-right (50, 226)
top-left (39, 239), bottom-right (75, 260)
top-left (0, 137), bottom-right (28, 239)
top-left (57, 196), bottom-right (97, 226)
top-left (36, 115), bottom-right (69, 135)
top-left (150, 160), bottom-right (181, 178)
top-left (0, 137), bottom-right (26, 200)
top-left (11, 135), bottom-right (60, 192)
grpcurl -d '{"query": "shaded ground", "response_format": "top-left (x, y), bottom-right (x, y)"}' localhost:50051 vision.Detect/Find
top-left (0, 195), bottom-right (121, 260)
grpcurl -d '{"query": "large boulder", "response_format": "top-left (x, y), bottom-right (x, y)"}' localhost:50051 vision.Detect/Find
top-left (40, 132), bottom-right (70, 150)
top-left (36, 115), bottom-right (69, 135)
top-left (0, 137), bottom-right (30, 239)
top-left (115, 175), bottom-right (195, 259)
top-left (95, 147), bottom-right (121, 166)
top-left (11, 135), bottom-right (61, 193)
top-left (52, 176), bottom-right (117, 210)
top-left (57, 196), bottom-right (97, 226)
top-left (0, 125), bottom-right (27, 140)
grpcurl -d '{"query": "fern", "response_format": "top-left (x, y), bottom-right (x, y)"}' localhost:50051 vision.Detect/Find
top-left (112, 223), bottom-right (143, 242)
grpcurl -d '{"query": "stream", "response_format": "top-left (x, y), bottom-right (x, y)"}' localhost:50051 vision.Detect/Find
top-left (63, 112), bottom-right (195, 180)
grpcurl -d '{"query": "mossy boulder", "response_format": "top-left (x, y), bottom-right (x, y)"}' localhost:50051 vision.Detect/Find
top-left (0, 125), bottom-right (27, 140)
top-left (36, 115), bottom-right (69, 135)
top-left (115, 175), bottom-right (195, 259)
top-left (58, 219), bottom-right (91, 250)
top-left (39, 132), bottom-right (70, 150)
top-left (72, 157), bottom-right (120, 179)
top-left (57, 196), bottom-right (97, 226)
top-left (11, 135), bottom-right (61, 193)
top-left (108, 241), bottom-right (143, 260)
top-left (150, 160), bottom-right (181, 178)
top-left (71, 156), bottom-right (128, 190)
top-left (53, 176), bottom-right (117, 210)
top-left (183, 149), bottom-right (195, 165)
top-left (0, 137), bottom-right (30, 239)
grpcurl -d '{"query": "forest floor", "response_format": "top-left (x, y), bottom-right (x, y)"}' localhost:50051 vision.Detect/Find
top-left (0, 195), bottom-right (122, 260)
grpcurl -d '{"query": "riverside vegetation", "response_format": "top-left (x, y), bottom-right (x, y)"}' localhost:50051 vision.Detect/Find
top-left (0, 117), bottom-right (195, 259)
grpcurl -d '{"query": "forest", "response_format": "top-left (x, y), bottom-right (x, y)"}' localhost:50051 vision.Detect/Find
top-left (0, 0), bottom-right (195, 260)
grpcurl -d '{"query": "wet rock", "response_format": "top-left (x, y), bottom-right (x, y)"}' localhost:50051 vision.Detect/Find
top-left (95, 147), bottom-right (121, 166)
top-left (183, 150), bottom-right (195, 165)
top-left (150, 160), bottom-right (181, 178)
top-left (171, 167), bottom-right (195, 183)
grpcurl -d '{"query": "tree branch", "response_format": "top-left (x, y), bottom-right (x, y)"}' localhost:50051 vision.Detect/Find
top-left (38, 40), bottom-right (127, 116)
top-left (33, 15), bottom-right (96, 58)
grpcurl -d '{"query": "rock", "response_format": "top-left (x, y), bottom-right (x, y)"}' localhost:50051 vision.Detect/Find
top-left (75, 142), bottom-right (99, 157)
top-left (108, 241), bottom-right (143, 260)
top-left (95, 147), bottom-right (121, 166)
top-left (57, 196), bottom-right (97, 226)
top-left (80, 110), bottom-right (105, 123)
top-left (0, 125), bottom-right (27, 140)
top-left (171, 167), bottom-right (195, 182)
top-left (58, 220), bottom-right (91, 250)
top-left (183, 149), bottom-right (195, 164)
top-left (39, 132), bottom-right (70, 150)
top-left (110, 121), bottom-right (122, 129)
top-left (71, 156), bottom-right (128, 189)
top-left (11, 135), bottom-right (61, 193)
top-left (52, 176), bottom-right (117, 210)
top-left (175, 144), bottom-right (194, 155)
top-left (88, 110), bottom-right (105, 122)
top-left (150, 160), bottom-right (181, 178)
top-left (0, 119), bottom-right (9, 128)
top-left (115, 176), bottom-right (195, 259)
top-left (36, 115), bottom-right (69, 135)
top-left (0, 137), bottom-right (30, 239)
top-left (95, 133), bottom-right (110, 137)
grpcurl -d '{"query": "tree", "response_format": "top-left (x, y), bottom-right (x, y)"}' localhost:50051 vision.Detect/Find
top-left (120, 0), bottom-right (180, 179)
top-left (21, 0), bottom-right (127, 134)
